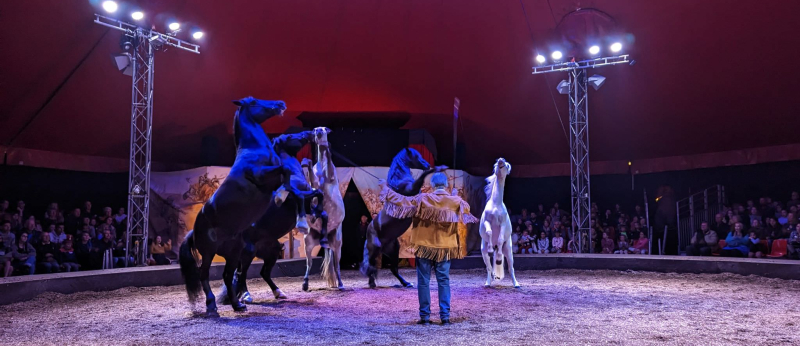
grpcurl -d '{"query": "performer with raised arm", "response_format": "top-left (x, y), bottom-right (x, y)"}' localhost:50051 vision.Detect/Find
top-left (380, 172), bottom-right (478, 325)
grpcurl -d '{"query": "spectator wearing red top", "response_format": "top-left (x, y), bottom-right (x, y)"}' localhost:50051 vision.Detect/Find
top-left (628, 232), bottom-right (649, 254)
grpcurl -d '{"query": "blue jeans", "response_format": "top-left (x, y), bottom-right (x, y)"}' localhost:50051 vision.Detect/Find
top-left (416, 257), bottom-right (451, 320)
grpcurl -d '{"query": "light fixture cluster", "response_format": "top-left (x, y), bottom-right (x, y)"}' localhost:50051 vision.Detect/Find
top-left (100, 1), bottom-right (203, 40)
top-left (536, 41), bottom-right (623, 65)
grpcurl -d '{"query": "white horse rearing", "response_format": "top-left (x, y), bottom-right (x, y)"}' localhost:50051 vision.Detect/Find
top-left (302, 127), bottom-right (346, 291)
top-left (479, 157), bottom-right (520, 288)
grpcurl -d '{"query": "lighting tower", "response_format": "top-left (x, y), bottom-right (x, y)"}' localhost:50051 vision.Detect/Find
top-left (532, 47), bottom-right (631, 253)
top-left (94, 11), bottom-right (201, 266)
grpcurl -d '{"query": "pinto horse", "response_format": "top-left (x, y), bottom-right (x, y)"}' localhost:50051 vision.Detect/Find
top-left (361, 148), bottom-right (445, 288)
top-left (221, 130), bottom-right (328, 303)
top-left (179, 97), bottom-right (285, 316)
top-left (479, 158), bottom-right (520, 288)
top-left (302, 127), bottom-right (346, 291)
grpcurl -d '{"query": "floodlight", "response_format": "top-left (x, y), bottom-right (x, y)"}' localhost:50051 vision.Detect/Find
top-left (131, 12), bottom-right (144, 20)
top-left (102, 1), bottom-right (118, 13)
top-left (589, 45), bottom-right (600, 55)
top-left (111, 53), bottom-right (133, 76)
top-left (610, 42), bottom-right (622, 53)
top-left (551, 51), bottom-right (563, 60)
top-left (535, 54), bottom-right (545, 64)
top-left (557, 80), bottom-right (570, 94)
top-left (588, 74), bottom-right (606, 90)
top-left (192, 31), bottom-right (204, 39)
top-left (168, 22), bottom-right (180, 31)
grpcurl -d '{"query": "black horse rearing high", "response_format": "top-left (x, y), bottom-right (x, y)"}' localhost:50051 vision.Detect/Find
top-left (361, 148), bottom-right (446, 288)
top-left (179, 96), bottom-right (286, 317)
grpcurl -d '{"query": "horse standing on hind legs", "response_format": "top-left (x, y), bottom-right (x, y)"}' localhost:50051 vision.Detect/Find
top-left (178, 97), bottom-right (286, 317)
top-left (479, 157), bottom-right (520, 288)
top-left (221, 130), bottom-right (328, 303)
top-left (361, 148), bottom-right (446, 289)
top-left (301, 127), bottom-right (346, 291)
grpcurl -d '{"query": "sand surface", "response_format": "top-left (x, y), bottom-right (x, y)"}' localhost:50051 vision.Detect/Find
top-left (1, 268), bottom-right (799, 345)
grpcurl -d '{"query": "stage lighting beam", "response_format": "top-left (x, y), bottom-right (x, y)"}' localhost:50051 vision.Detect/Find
top-left (102, 1), bottom-right (118, 13)
top-left (552, 50), bottom-right (563, 60)
top-left (131, 12), bottom-right (144, 21)
top-left (536, 54), bottom-right (546, 64)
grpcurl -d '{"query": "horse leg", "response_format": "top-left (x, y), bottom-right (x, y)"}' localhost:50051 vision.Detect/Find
top-left (483, 219), bottom-right (494, 253)
top-left (198, 253), bottom-right (219, 317)
top-left (256, 239), bottom-right (286, 299)
top-left (387, 240), bottom-right (412, 288)
top-left (502, 240), bottom-right (521, 288)
top-left (302, 233), bottom-right (317, 292)
top-left (295, 193), bottom-right (310, 233)
top-left (361, 222), bottom-right (382, 289)
top-left (222, 251), bottom-right (247, 312)
top-left (237, 245), bottom-right (255, 304)
top-left (480, 240), bottom-right (493, 287)
top-left (333, 224), bottom-right (344, 289)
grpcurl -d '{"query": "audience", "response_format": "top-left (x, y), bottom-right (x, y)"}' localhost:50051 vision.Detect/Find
top-left (149, 236), bottom-right (172, 265)
top-left (36, 232), bottom-right (61, 273)
top-left (721, 223), bottom-right (749, 257)
top-left (12, 232), bottom-right (37, 275)
top-left (535, 231), bottom-right (549, 254)
top-left (59, 240), bottom-right (80, 272)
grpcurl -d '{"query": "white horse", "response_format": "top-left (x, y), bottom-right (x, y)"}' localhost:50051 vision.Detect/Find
top-left (302, 127), bottom-right (346, 291)
top-left (479, 158), bottom-right (520, 288)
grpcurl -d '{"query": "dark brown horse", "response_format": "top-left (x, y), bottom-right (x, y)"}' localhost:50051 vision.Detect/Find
top-left (361, 148), bottom-right (445, 288)
top-left (178, 97), bottom-right (285, 316)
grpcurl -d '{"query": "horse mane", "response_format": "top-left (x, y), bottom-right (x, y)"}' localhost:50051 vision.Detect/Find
top-left (484, 174), bottom-right (497, 199)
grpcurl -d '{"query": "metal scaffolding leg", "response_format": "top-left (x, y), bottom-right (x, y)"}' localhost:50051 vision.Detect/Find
top-left (125, 29), bottom-right (154, 267)
top-left (569, 68), bottom-right (591, 253)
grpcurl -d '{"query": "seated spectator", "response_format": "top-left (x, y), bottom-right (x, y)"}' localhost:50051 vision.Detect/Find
top-left (601, 232), bottom-right (614, 254)
top-left (535, 231), bottom-right (549, 254)
top-left (513, 218), bottom-right (525, 233)
top-left (749, 219), bottom-right (765, 238)
top-left (686, 222), bottom-right (709, 256)
top-left (517, 230), bottom-right (534, 254)
top-left (59, 240), bottom-right (80, 272)
top-left (629, 232), bottom-right (649, 254)
top-left (43, 206), bottom-right (64, 229)
top-left (618, 225), bottom-right (629, 241)
top-left (551, 230), bottom-right (564, 253)
top-left (101, 217), bottom-right (117, 239)
top-left (778, 210), bottom-right (789, 226)
top-left (98, 207), bottom-right (113, 225)
top-left (113, 207), bottom-right (127, 230)
top-left (64, 208), bottom-right (83, 236)
top-left (0, 236), bottom-right (12, 277)
top-left (541, 220), bottom-right (554, 238)
top-left (94, 229), bottom-right (116, 267)
top-left (75, 232), bottom-right (94, 269)
top-left (35, 231), bottom-right (61, 273)
top-left (721, 223), bottom-right (749, 257)
top-left (79, 223), bottom-right (96, 240)
top-left (615, 235), bottom-right (629, 254)
top-left (787, 224), bottom-right (800, 260)
top-left (747, 231), bottom-right (767, 258)
top-left (149, 236), bottom-right (172, 265)
top-left (19, 218), bottom-right (36, 242)
top-left (112, 238), bottom-right (130, 268)
top-left (12, 232), bottom-right (36, 275)
top-left (51, 224), bottom-right (67, 245)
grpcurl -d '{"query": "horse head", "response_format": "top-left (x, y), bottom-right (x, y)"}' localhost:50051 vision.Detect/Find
top-left (401, 147), bottom-right (431, 171)
top-left (493, 157), bottom-right (512, 180)
top-left (273, 131), bottom-right (314, 156)
top-left (232, 96), bottom-right (286, 124)
top-left (312, 127), bottom-right (332, 147)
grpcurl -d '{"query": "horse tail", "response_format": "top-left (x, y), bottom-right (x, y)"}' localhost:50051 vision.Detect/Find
top-left (321, 248), bottom-right (336, 287)
top-left (179, 230), bottom-right (202, 302)
top-left (493, 250), bottom-right (505, 281)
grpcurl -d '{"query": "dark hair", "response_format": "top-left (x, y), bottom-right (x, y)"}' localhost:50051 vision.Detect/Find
top-left (1, 220), bottom-right (10, 226)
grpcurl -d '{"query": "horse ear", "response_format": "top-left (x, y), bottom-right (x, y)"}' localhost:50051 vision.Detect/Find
top-left (325, 127), bottom-right (332, 134)
top-left (232, 100), bottom-right (242, 106)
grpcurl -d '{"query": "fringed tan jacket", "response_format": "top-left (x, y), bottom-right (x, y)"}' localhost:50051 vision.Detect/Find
top-left (382, 187), bottom-right (479, 262)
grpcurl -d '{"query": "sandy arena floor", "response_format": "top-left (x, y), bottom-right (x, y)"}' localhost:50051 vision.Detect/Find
top-left (1, 268), bottom-right (799, 345)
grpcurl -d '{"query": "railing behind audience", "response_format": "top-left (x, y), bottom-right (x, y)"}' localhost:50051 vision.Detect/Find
top-left (676, 185), bottom-right (726, 254)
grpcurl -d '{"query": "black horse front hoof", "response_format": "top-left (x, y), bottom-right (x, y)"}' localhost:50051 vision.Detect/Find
top-left (403, 282), bottom-right (414, 288)
top-left (232, 303), bottom-right (247, 312)
top-left (368, 277), bottom-right (377, 289)
top-left (206, 310), bottom-right (220, 318)
top-left (302, 281), bottom-right (309, 292)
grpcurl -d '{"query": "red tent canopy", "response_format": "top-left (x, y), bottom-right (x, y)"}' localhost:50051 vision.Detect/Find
top-left (2, 0), bottom-right (799, 176)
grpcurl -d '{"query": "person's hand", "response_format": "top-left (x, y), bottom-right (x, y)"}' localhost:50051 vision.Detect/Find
top-left (167, 239), bottom-right (172, 245)
top-left (378, 179), bottom-right (387, 189)
top-left (434, 165), bottom-right (448, 172)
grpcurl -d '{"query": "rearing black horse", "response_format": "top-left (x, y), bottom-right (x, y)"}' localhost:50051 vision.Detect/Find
top-left (361, 148), bottom-right (445, 288)
top-left (221, 131), bottom-right (328, 303)
top-left (179, 97), bottom-right (286, 316)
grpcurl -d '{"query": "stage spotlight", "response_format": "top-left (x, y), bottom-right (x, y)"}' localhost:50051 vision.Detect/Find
top-left (102, 1), bottom-right (118, 13)
top-left (192, 31), bottom-right (204, 39)
top-left (551, 50), bottom-right (563, 60)
top-left (111, 53), bottom-right (133, 76)
top-left (535, 54), bottom-right (546, 64)
top-left (557, 80), bottom-right (570, 95)
top-left (131, 11), bottom-right (144, 20)
top-left (610, 42), bottom-right (623, 53)
top-left (168, 22), bottom-right (180, 31)
top-left (589, 45), bottom-right (600, 55)
top-left (588, 75), bottom-right (606, 90)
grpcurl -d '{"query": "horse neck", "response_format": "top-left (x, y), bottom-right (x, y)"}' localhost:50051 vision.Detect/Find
top-left (489, 175), bottom-right (505, 206)
top-left (235, 109), bottom-right (270, 150)
top-left (387, 159), bottom-right (412, 186)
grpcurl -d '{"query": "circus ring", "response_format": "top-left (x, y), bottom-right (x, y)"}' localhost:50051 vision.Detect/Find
top-left (1, 255), bottom-right (799, 345)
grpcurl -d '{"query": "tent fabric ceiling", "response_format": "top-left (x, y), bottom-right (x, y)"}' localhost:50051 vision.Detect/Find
top-left (2, 0), bottom-right (800, 170)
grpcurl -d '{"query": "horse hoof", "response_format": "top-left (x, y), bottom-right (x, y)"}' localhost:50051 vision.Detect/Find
top-left (404, 282), bottom-right (414, 288)
top-left (241, 292), bottom-right (253, 304)
top-left (302, 282), bottom-right (309, 292)
top-left (273, 289), bottom-right (288, 299)
top-left (233, 304), bottom-right (247, 312)
top-left (514, 285), bottom-right (521, 289)
top-left (206, 310), bottom-right (220, 318)
top-left (338, 285), bottom-right (345, 291)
